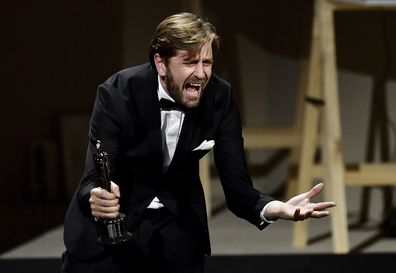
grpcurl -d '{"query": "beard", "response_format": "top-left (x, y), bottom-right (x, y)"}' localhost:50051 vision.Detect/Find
top-left (164, 69), bottom-right (202, 109)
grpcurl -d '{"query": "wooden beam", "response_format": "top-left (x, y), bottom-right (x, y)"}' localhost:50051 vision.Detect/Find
top-left (242, 127), bottom-right (300, 149)
top-left (311, 163), bottom-right (396, 186)
top-left (329, 0), bottom-right (396, 10)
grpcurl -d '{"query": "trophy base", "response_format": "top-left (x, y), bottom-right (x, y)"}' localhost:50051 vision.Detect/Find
top-left (98, 232), bottom-right (133, 246)
top-left (96, 213), bottom-right (133, 246)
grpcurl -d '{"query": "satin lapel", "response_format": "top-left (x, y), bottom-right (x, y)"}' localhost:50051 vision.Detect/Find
top-left (131, 66), bottom-right (163, 172)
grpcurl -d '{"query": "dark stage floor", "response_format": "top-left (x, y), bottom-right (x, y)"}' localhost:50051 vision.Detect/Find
top-left (1, 254), bottom-right (396, 273)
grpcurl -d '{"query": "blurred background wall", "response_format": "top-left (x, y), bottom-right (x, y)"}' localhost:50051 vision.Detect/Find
top-left (1, 0), bottom-right (396, 253)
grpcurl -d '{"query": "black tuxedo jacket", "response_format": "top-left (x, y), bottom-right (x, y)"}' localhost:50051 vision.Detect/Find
top-left (63, 63), bottom-right (274, 260)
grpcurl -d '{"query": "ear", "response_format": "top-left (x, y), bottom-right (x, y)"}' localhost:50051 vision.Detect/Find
top-left (154, 53), bottom-right (166, 77)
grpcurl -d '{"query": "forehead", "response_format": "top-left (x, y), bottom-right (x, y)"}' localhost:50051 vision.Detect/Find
top-left (173, 42), bottom-right (213, 60)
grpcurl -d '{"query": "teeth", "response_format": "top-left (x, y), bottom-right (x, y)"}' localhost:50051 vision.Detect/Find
top-left (189, 83), bottom-right (202, 87)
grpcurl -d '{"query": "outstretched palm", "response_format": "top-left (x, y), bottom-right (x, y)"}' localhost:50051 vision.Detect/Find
top-left (283, 183), bottom-right (336, 221)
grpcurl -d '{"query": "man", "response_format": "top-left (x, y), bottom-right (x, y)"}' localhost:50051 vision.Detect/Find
top-left (61, 12), bottom-right (335, 273)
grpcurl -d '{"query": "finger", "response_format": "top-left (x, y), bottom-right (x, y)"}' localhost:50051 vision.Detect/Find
top-left (287, 183), bottom-right (325, 205)
top-left (91, 187), bottom-right (118, 200)
top-left (286, 193), bottom-right (308, 205)
top-left (293, 208), bottom-right (301, 221)
top-left (89, 195), bottom-right (119, 207)
top-left (92, 210), bottom-right (119, 219)
top-left (312, 201), bottom-right (336, 211)
top-left (91, 203), bottom-right (120, 213)
top-left (310, 211), bottom-right (331, 218)
top-left (110, 181), bottom-right (121, 198)
top-left (300, 207), bottom-right (314, 220)
top-left (90, 198), bottom-right (120, 218)
top-left (306, 183), bottom-right (324, 199)
top-left (289, 184), bottom-right (323, 205)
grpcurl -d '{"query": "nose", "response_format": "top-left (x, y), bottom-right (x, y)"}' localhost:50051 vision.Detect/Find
top-left (193, 62), bottom-right (205, 79)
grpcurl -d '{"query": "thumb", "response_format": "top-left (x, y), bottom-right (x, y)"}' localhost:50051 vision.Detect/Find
top-left (110, 181), bottom-right (120, 198)
top-left (306, 182), bottom-right (324, 199)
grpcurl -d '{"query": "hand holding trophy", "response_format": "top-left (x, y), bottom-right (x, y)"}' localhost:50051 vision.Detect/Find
top-left (93, 140), bottom-right (133, 245)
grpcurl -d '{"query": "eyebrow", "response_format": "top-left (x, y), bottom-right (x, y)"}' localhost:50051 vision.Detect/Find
top-left (182, 55), bottom-right (213, 62)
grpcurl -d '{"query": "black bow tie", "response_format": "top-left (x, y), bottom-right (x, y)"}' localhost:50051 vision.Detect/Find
top-left (159, 98), bottom-right (185, 111)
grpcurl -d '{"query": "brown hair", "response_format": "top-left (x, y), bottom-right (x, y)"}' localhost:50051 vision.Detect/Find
top-left (149, 12), bottom-right (220, 70)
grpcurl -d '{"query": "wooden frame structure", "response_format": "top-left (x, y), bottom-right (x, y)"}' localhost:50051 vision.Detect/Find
top-left (293, 0), bottom-right (396, 253)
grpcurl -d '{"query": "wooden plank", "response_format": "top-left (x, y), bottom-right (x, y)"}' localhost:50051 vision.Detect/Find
top-left (345, 171), bottom-right (396, 186)
top-left (329, 0), bottom-right (396, 10)
top-left (242, 127), bottom-right (300, 148)
top-left (200, 154), bottom-right (211, 218)
top-left (293, 0), bottom-right (324, 249)
top-left (286, 57), bottom-right (311, 199)
top-left (311, 163), bottom-right (396, 186)
top-left (319, 0), bottom-right (350, 253)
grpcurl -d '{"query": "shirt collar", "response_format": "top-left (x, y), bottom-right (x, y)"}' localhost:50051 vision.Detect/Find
top-left (157, 75), bottom-right (175, 102)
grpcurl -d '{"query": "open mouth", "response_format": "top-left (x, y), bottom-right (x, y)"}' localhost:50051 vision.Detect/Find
top-left (185, 82), bottom-right (203, 90)
top-left (184, 82), bottom-right (204, 98)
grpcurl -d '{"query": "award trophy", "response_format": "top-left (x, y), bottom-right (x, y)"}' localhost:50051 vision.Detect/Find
top-left (93, 140), bottom-right (133, 245)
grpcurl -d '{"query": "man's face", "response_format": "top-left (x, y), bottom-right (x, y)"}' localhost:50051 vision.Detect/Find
top-left (155, 41), bottom-right (213, 108)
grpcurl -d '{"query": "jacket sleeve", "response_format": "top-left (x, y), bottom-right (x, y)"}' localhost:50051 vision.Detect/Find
top-left (213, 88), bottom-right (274, 229)
top-left (76, 82), bottom-right (122, 217)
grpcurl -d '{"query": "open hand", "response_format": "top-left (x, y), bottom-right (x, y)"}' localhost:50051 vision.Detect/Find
top-left (264, 183), bottom-right (336, 222)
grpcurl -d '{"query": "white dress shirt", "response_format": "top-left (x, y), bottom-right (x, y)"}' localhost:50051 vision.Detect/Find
top-left (147, 76), bottom-right (185, 209)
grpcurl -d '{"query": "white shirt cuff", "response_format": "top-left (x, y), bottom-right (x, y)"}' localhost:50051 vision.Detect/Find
top-left (260, 201), bottom-right (276, 224)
